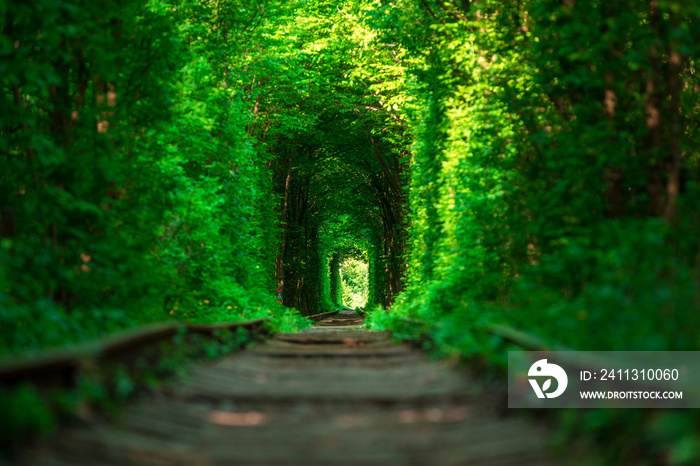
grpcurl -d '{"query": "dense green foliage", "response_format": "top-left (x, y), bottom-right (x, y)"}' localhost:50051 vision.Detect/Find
top-left (364, 0), bottom-right (700, 352)
top-left (0, 0), bottom-right (312, 355)
top-left (376, 0), bottom-right (700, 356)
top-left (3, 0), bottom-right (700, 461)
top-left (364, 0), bottom-right (700, 463)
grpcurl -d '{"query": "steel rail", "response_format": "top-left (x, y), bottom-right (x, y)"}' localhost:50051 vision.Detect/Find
top-left (0, 318), bottom-right (269, 385)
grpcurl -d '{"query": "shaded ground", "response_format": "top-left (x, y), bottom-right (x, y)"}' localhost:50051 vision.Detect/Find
top-left (25, 310), bottom-right (562, 465)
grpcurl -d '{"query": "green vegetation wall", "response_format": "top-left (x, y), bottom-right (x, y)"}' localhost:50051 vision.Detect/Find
top-left (0, 0), bottom-right (306, 355)
top-left (371, 0), bottom-right (700, 351)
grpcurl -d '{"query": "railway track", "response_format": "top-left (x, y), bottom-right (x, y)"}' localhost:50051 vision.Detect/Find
top-left (0, 319), bottom-right (270, 387)
top-left (15, 309), bottom-right (561, 465)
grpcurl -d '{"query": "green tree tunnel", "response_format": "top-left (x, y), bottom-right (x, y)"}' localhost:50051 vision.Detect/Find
top-left (3, 0), bottom-right (700, 347)
top-left (3, 0), bottom-right (700, 355)
top-left (3, 0), bottom-right (700, 460)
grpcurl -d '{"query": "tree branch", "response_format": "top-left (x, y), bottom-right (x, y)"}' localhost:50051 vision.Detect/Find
top-left (418, 0), bottom-right (437, 19)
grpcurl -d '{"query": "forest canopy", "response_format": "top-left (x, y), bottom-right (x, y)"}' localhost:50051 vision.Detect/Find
top-left (1, 0), bottom-right (699, 359)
